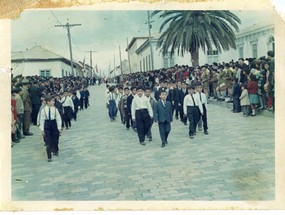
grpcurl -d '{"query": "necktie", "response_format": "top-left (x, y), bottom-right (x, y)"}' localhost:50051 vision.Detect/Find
top-left (48, 107), bottom-right (51, 120)
top-left (191, 95), bottom-right (196, 106)
top-left (200, 93), bottom-right (202, 102)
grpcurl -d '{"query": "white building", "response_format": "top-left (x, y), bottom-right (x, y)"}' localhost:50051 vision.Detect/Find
top-left (12, 46), bottom-right (85, 78)
top-left (126, 21), bottom-right (274, 71)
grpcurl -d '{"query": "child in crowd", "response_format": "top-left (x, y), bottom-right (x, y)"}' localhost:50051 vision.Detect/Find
top-left (39, 95), bottom-right (62, 162)
top-left (107, 86), bottom-right (117, 122)
top-left (183, 85), bottom-right (203, 139)
top-left (247, 74), bottom-right (259, 116)
top-left (145, 87), bottom-right (156, 142)
top-left (239, 84), bottom-right (251, 117)
top-left (196, 84), bottom-right (209, 134)
top-left (232, 78), bottom-right (241, 113)
top-left (154, 90), bottom-right (173, 148)
top-left (120, 87), bottom-right (130, 128)
top-left (131, 86), bottom-right (153, 145)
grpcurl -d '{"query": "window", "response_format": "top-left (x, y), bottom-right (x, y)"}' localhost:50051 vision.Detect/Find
top-left (252, 44), bottom-right (258, 58)
top-left (207, 50), bottom-right (218, 55)
top-left (268, 36), bottom-right (275, 53)
top-left (239, 47), bottom-right (244, 58)
top-left (40, 70), bottom-right (51, 77)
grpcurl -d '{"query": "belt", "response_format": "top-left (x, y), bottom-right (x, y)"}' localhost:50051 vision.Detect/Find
top-left (136, 108), bottom-right (147, 111)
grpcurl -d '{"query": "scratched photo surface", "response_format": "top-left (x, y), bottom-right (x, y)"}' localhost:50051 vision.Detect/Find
top-left (1, 0), bottom-right (285, 211)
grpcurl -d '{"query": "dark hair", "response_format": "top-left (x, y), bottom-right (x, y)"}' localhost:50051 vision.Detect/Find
top-left (45, 95), bottom-right (54, 102)
top-left (136, 85), bottom-right (144, 91)
top-left (130, 86), bottom-right (137, 91)
top-left (159, 90), bottom-right (167, 95)
top-left (145, 87), bottom-right (151, 91)
top-left (124, 87), bottom-right (129, 90)
top-left (267, 50), bottom-right (274, 58)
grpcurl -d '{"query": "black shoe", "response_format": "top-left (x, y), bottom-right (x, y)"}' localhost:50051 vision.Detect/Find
top-left (198, 127), bottom-right (202, 131)
top-left (148, 137), bottom-right (152, 141)
top-left (54, 152), bottom-right (58, 156)
top-left (140, 141), bottom-right (146, 145)
top-left (23, 132), bottom-right (33, 136)
top-left (12, 139), bottom-right (20, 143)
top-left (184, 122), bottom-right (187, 125)
top-left (165, 141), bottom-right (168, 145)
top-left (47, 159), bottom-right (52, 162)
top-left (161, 143), bottom-right (165, 148)
top-left (190, 135), bottom-right (194, 139)
top-left (204, 130), bottom-right (209, 135)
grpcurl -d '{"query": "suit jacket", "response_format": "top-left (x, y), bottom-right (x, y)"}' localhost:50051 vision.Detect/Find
top-left (127, 94), bottom-right (135, 114)
top-left (154, 100), bottom-right (173, 123)
top-left (179, 88), bottom-right (188, 105)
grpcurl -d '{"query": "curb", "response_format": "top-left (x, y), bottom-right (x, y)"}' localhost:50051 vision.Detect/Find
top-left (209, 99), bottom-right (275, 118)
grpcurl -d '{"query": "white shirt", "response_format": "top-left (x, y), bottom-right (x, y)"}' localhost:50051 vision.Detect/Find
top-left (197, 92), bottom-right (208, 110)
top-left (60, 96), bottom-right (74, 111)
top-left (39, 106), bottom-right (62, 132)
top-left (183, 93), bottom-right (203, 115)
top-left (131, 94), bottom-right (153, 120)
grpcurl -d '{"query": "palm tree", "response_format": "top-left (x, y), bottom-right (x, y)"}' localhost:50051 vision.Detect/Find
top-left (152, 10), bottom-right (241, 66)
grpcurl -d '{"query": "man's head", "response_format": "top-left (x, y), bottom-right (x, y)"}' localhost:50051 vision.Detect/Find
top-left (238, 58), bottom-right (244, 65)
top-left (187, 85), bottom-right (195, 94)
top-left (124, 87), bottom-right (130, 96)
top-left (196, 84), bottom-right (203, 93)
top-left (159, 90), bottom-right (167, 101)
top-left (136, 86), bottom-right (144, 97)
top-left (267, 50), bottom-right (274, 60)
top-left (181, 82), bottom-right (187, 89)
top-left (45, 95), bottom-right (55, 107)
top-left (130, 86), bottom-right (137, 95)
top-left (145, 87), bottom-right (152, 97)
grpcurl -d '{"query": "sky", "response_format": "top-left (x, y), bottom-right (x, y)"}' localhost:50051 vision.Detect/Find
top-left (11, 9), bottom-right (274, 76)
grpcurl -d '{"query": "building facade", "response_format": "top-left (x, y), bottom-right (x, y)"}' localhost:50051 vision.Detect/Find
top-left (126, 21), bottom-right (274, 71)
top-left (12, 46), bottom-right (85, 78)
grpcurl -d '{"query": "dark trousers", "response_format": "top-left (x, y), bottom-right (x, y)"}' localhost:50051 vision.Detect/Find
top-left (119, 109), bottom-right (123, 123)
top-left (198, 104), bottom-right (208, 131)
top-left (135, 109), bottom-right (151, 142)
top-left (23, 111), bottom-right (31, 134)
top-left (108, 100), bottom-right (117, 120)
top-left (146, 118), bottom-right (154, 138)
top-left (187, 106), bottom-right (200, 136)
top-left (84, 98), bottom-right (89, 109)
top-left (32, 104), bottom-right (41, 125)
top-left (63, 106), bottom-right (72, 128)
top-left (16, 113), bottom-right (23, 138)
top-left (125, 110), bottom-right (131, 128)
top-left (44, 120), bottom-right (59, 159)
top-left (233, 95), bottom-right (241, 112)
top-left (80, 98), bottom-right (84, 110)
top-left (73, 110), bottom-right (78, 121)
top-left (158, 121), bottom-right (171, 144)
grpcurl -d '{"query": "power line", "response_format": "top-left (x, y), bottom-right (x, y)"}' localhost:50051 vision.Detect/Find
top-left (55, 21), bottom-right (82, 76)
top-left (50, 10), bottom-right (62, 25)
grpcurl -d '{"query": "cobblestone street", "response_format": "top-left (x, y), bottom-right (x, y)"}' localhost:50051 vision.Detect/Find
top-left (12, 85), bottom-right (275, 201)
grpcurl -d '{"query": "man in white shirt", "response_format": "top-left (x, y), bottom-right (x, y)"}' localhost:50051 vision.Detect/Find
top-left (60, 91), bottom-right (74, 130)
top-left (131, 86), bottom-right (153, 145)
top-left (183, 85), bottom-right (203, 139)
top-left (196, 84), bottom-right (209, 135)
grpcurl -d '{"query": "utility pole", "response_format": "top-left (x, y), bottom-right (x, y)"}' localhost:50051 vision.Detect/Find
top-left (126, 37), bottom-right (132, 74)
top-left (55, 20), bottom-right (81, 76)
top-left (146, 11), bottom-right (154, 70)
top-left (119, 46), bottom-right (123, 76)
top-left (85, 50), bottom-right (97, 77)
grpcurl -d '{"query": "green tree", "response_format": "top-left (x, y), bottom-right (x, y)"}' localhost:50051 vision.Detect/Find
top-left (152, 10), bottom-right (241, 66)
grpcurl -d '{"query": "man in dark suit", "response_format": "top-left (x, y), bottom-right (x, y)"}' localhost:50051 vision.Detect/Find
top-left (179, 82), bottom-right (188, 125)
top-left (154, 90), bottom-right (173, 148)
top-left (127, 86), bottom-right (137, 131)
top-left (29, 80), bottom-right (44, 125)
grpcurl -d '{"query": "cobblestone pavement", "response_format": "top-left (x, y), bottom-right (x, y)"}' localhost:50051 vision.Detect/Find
top-left (12, 85), bottom-right (274, 201)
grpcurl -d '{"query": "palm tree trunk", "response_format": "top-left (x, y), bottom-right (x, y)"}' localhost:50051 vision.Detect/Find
top-left (190, 49), bottom-right (199, 67)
